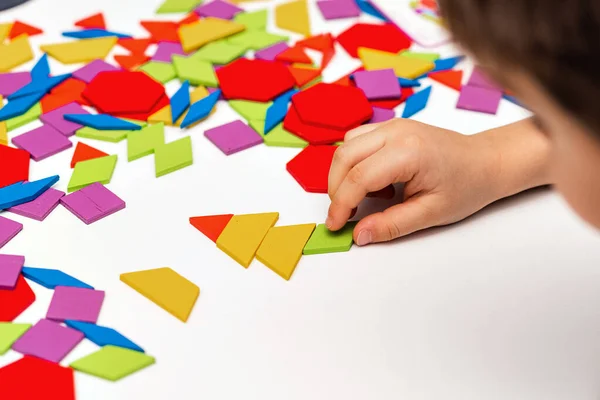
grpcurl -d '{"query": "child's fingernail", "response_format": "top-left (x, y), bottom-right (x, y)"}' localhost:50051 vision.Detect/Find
top-left (356, 230), bottom-right (372, 246)
top-left (325, 216), bottom-right (333, 229)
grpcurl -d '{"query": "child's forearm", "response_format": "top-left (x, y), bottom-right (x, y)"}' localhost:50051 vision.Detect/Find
top-left (475, 118), bottom-right (552, 201)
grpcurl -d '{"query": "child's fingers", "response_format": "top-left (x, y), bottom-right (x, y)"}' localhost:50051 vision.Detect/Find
top-left (344, 122), bottom-right (384, 142)
top-left (366, 184), bottom-right (396, 199)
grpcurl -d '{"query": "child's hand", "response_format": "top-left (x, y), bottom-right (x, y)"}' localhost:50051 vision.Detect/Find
top-left (326, 119), bottom-right (506, 246)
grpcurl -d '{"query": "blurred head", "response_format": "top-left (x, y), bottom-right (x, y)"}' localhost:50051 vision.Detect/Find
top-left (438, 0), bottom-right (600, 228)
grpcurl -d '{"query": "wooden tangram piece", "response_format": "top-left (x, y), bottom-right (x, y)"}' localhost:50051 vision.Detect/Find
top-left (178, 17), bottom-right (245, 52)
top-left (0, 35), bottom-right (34, 73)
top-left (358, 47), bottom-right (434, 80)
top-left (275, 0), bottom-right (311, 37)
top-left (41, 37), bottom-right (118, 65)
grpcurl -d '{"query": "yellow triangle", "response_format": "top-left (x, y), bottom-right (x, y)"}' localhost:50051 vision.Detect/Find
top-left (41, 37), bottom-right (118, 65)
top-left (120, 267), bottom-right (200, 322)
top-left (216, 212), bottom-right (279, 268)
top-left (275, 0), bottom-right (311, 37)
top-left (0, 35), bottom-right (34, 73)
top-left (0, 23), bottom-right (12, 43)
top-left (358, 47), bottom-right (435, 79)
top-left (0, 96), bottom-right (6, 146)
top-left (178, 17), bottom-right (245, 52)
top-left (148, 86), bottom-right (212, 126)
top-left (256, 224), bottom-right (316, 280)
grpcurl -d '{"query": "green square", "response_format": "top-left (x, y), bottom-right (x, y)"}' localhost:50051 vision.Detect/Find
top-left (228, 31), bottom-right (288, 51)
top-left (156, 0), bottom-right (202, 13)
top-left (191, 41), bottom-right (248, 65)
top-left (6, 103), bottom-right (41, 131)
top-left (154, 136), bottom-right (193, 177)
top-left (234, 10), bottom-right (268, 30)
top-left (127, 123), bottom-right (165, 161)
top-left (68, 154), bottom-right (118, 192)
top-left (173, 55), bottom-right (218, 87)
top-left (303, 223), bottom-right (356, 255)
top-left (70, 345), bottom-right (155, 382)
top-left (139, 61), bottom-right (176, 84)
top-left (229, 100), bottom-right (271, 121)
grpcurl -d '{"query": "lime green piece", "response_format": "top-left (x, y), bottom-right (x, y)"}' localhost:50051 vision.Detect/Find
top-left (400, 50), bottom-right (440, 62)
top-left (6, 103), bottom-right (41, 131)
top-left (0, 323), bottom-right (31, 355)
top-left (264, 123), bottom-right (307, 148)
top-left (303, 223), bottom-right (356, 255)
top-left (139, 61), bottom-right (176, 84)
top-left (76, 127), bottom-right (129, 142)
top-left (234, 9), bottom-right (268, 30)
top-left (156, 0), bottom-right (202, 13)
top-left (70, 345), bottom-right (155, 382)
top-left (154, 136), bottom-right (193, 177)
top-left (191, 41), bottom-right (248, 65)
top-left (172, 55), bottom-right (218, 87)
top-left (249, 119), bottom-right (265, 136)
top-left (228, 30), bottom-right (288, 50)
top-left (229, 100), bottom-right (271, 121)
top-left (127, 123), bottom-right (165, 162)
top-left (68, 155), bottom-right (118, 192)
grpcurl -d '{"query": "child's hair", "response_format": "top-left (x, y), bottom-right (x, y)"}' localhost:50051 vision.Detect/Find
top-left (438, 0), bottom-right (600, 134)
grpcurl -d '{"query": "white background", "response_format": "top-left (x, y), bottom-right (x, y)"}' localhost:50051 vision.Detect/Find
top-left (2, 1), bottom-right (600, 399)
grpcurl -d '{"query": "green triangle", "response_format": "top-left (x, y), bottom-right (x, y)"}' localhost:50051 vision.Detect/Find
top-left (139, 61), bottom-right (176, 84)
top-left (229, 100), bottom-right (271, 121)
top-left (191, 40), bottom-right (247, 65)
top-left (233, 9), bottom-right (268, 30)
top-left (0, 322), bottom-right (32, 355)
top-left (127, 123), bottom-right (165, 162)
top-left (228, 30), bottom-right (288, 50)
top-left (264, 123), bottom-right (308, 148)
top-left (172, 55), bottom-right (218, 87)
top-left (156, 0), bottom-right (202, 13)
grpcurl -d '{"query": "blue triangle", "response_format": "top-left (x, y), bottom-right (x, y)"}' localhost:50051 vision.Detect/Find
top-left (62, 29), bottom-right (131, 39)
top-left (402, 86), bottom-right (432, 118)
top-left (170, 81), bottom-right (190, 123)
top-left (180, 89), bottom-right (221, 129)
top-left (31, 54), bottom-right (50, 81)
top-left (64, 320), bottom-right (144, 352)
top-left (8, 73), bottom-right (71, 100)
top-left (0, 175), bottom-right (60, 210)
top-left (0, 91), bottom-right (45, 121)
top-left (63, 114), bottom-right (142, 130)
top-left (21, 267), bottom-right (94, 289)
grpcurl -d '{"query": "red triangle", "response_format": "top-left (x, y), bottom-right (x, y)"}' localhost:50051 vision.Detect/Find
top-left (276, 46), bottom-right (312, 64)
top-left (70, 142), bottom-right (109, 168)
top-left (118, 38), bottom-right (152, 55)
top-left (114, 53), bottom-right (151, 70)
top-left (189, 214), bottom-right (234, 243)
top-left (8, 21), bottom-right (43, 39)
top-left (288, 66), bottom-right (321, 88)
top-left (140, 21), bottom-right (180, 43)
top-left (74, 13), bottom-right (106, 30)
top-left (0, 275), bottom-right (35, 322)
top-left (428, 70), bottom-right (463, 91)
top-left (297, 33), bottom-right (334, 52)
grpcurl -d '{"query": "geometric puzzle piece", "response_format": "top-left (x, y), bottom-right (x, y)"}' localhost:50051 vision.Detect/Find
top-left (40, 102), bottom-right (90, 137)
top-left (12, 318), bottom-right (84, 363)
top-left (189, 214), bottom-right (234, 243)
top-left (120, 267), bottom-right (199, 322)
top-left (0, 215), bottom-right (23, 249)
top-left (337, 23), bottom-right (412, 58)
top-left (12, 124), bottom-right (73, 161)
top-left (154, 136), bottom-right (193, 177)
top-left (180, 89), bottom-right (221, 128)
top-left (170, 81), bottom-right (190, 123)
top-left (369, 106), bottom-right (395, 124)
top-left (275, 0), bottom-right (311, 36)
top-left (0, 322), bottom-right (31, 355)
top-left (0, 35), bottom-right (34, 73)
top-left (0, 144), bottom-right (29, 190)
top-left (303, 222), bottom-right (356, 254)
top-left (195, 0), bottom-right (243, 19)
top-left (75, 13), bottom-right (107, 30)
top-left (70, 142), bottom-right (109, 168)
top-left (467, 66), bottom-right (501, 90)
top-left (0, 72), bottom-right (31, 98)
top-left (40, 37), bottom-right (118, 64)
top-left (286, 145), bottom-right (337, 193)
top-left (261, 122), bottom-right (309, 148)
top-left (358, 47), bottom-right (435, 80)
top-left (151, 42), bottom-right (186, 63)
top-left (233, 9), bottom-right (268, 30)
top-left (0, 275), bottom-right (34, 321)
top-left (60, 182), bottom-right (126, 225)
top-left (138, 61), bottom-right (177, 84)
top-left (401, 86), bottom-right (432, 118)
top-left (72, 59), bottom-right (119, 84)
top-left (233, 32), bottom-right (289, 52)
top-left (352, 68), bottom-right (401, 100)
top-left (172, 55), bottom-right (218, 87)
top-left (70, 345), bottom-right (155, 381)
top-left (228, 100), bottom-right (272, 121)
top-left (191, 40), bottom-right (247, 65)
top-left (0, 254), bottom-right (24, 290)
top-left (0, 356), bottom-right (75, 400)
top-left (127, 123), bottom-right (165, 162)
top-left (428, 69), bottom-right (463, 91)
top-left (67, 154), bottom-right (118, 192)
top-left (64, 114), bottom-right (142, 131)
top-left (8, 21), bottom-right (43, 40)
top-left (76, 126), bottom-right (131, 143)
top-left (64, 320), bottom-right (144, 352)
top-left (456, 85), bottom-right (502, 114)
top-left (204, 120), bottom-right (263, 155)
top-left (46, 286), bottom-right (105, 323)
top-left (0, 91), bottom-right (44, 122)
top-left (141, 20), bottom-right (180, 44)
top-left (0, 176), bottom-right (60, 211)
top-left (282, 104), bottom-right (346, 145)
top-left (21, 266), bottom-right (94, 289)
top-left (178, 17), bottom-right (245, 52)
top-left (156, 0), bottom-right (201, 13)
top-left (7, 187), bottom-right (65, 221)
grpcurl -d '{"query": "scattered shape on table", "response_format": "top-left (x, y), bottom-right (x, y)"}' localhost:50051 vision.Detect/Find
top-left (30, 54), bottom-right (50, 81)
top-left (0, 144), bottom-right (30, 190)
top-left (67, 154), bottom-right (118, 192)
top-left (428, 69), bottom-right (463, 91)
top-left (40, 37), bottom-right (118, 64)
top-left (0, 275), bottom-right (35, 322)
top-left (12, 318), bottom-right (84, 363)
top-left (70, 345), bottom-right (155, 382)
top-left (0, 216), bottom-right (23, 249)
top-left (264, 90), bottom-right (297, 133)
top-left (402, 50), bottom-right (440, 62)
top-left (8, 21), bottom-right (43, 39)
top-left (152, 41), bottom-right (186, 62)
top-left (234, 9), bottom-right (268, 30)
top-left (7, 186), bottom-right (64, 221)
top-left (353, 68), bottom-right (401, 100)
top-left (398, 77), bottom-right (421, 88)
top-left (12, 124), bottom-right (73, 161)
top-left (0, 91), bottom-right (44, 122)
top-left (216, 212), bottom-right (279, 268)
top-left (114, 53), bottom-right (151, 70)
top-left (170, 81), bottom-right (190, 122)
top-left (0, 254), bottom-right (24, 290)
top-left (172, 55), bottom-right (218, 87)
top-left (228, 100), bottom-right (271, 121)
top-left (275, 46), bottom-right (312, 64)
top-left (154, 136), bottom-right (193, 177)
top-left (141, 20), bottom-right (180, 43)
top-left (369, 106), bottom-right (395, 123)
top-left (118, 37), bottom-right (152, 54)
top-left (317, 0), bottom-right (361, 20)
top-left (0, 71), bottom-right (32, 97)
top-left (0, 322), bottom-right (31, 355)
top-left (228, 30), bottom-right (288, 51)
top-left (75, 12), bottom-right (106, 30)
top-left (139, 61), bottom-right (177, 84)
top-left (189, 214), bottom-right (234, 242)
top-left (256, 223), bottom-right (316, 280)
top-left (192, 40), bottom-right (247, 65)
top-left (402, 86), bottom-right (432, 118)
top-left (275, 0), bottom-right (311, 36)
top-left (127, 123), bottom-right (165, 162)
top-left (46, 286), bottom-right (105, 323)
top-left (180, 89), bottom-right (220, 128)
top-left (65, 320), bottom-right (144, 353)
top-left (76, 126), bottom-right (131, 142)
top-left (61, 181), bottom-right (125, 224)
top-left (0, 175), bottom-right (60, 210)
top-left (21, 266), bottom-right (93, 289)
top-left (0, 23), bottom-right (10, 42)
top-left (63, 28), bottom-right (131, 40)
top-left (195, 0), bottom-right (243, 19)
top-left (288, 65), bottom-right (321, 88)
top-left (467, 66), bottom-right (501, 90)
top-left (287, 145), bottom-right (337, 193)
top-left (8, 73), bottom-right (71, 101)
top-left (157, 0), bottom-right (202, 13)
top-left (120, 267), bottom-right (199, 322)
top-left (71, 142), bottom-right (109, 168)
top-left (456, 85), bottom-right (502, 114)
top-left (40, 102), bottom-right (90, 136)
top-left (64, 114), bottom-right (142, 131)
top-left (178, 17), bottom-right (245, 52)
top-left (303, 222), bottom-right (356, 254)
top-left (358, 47), bottom-right (434, 79)
top-left (283, 104), bottom-right (346, 145)
top-left (0, 35), bottom-right (34, 73)
top-left (72, 59), bottom-right (119, 83)
top-left (262, 122), bottom-right (308, 148)
top-left (337, 22), bottom-right (411, 58)
top-left (205, 120), bottom-right (263, 155)
top-left (431, 55), bottom-right (465, 72)
top-left (254, 41), bottom-right (289, 61)
top-left (0, 356), bottom-right (75, 400)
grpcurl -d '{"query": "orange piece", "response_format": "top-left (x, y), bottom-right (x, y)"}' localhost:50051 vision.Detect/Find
top-left (276, 46), bottom-right (312, 64)
top-left (114, 53), bottom-right (151, 70)
top-left (428, 69), bottom-right (463, 91)
top-left (74, 13), bottom-right (106, 30)
top-left (189, 214), bottom-right (234, 243)
top-left (117, 38), bottom-right (152, 54)
top-left (8, 21), bottom-right (43, 39)
top-left (297, 33), bottom-right (334, 52)
top-left (141, 21), bottom-right (180, 43)
top-left (288, 66), bottom-right (320, 87)
top-left (70, 142), bottom-right (109, 168)
top-left (41, 92), bottom-right (84, 113)
top-left (178, 13), bottom-right (200, 26)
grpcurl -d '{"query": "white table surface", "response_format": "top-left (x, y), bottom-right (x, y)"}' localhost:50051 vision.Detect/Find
top-left (2, 1), bottom-right (600, 399)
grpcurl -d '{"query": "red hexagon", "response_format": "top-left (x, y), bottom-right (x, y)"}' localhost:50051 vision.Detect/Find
top-left (283, 105), bottom-right (346, 145)
top-left (0, 356), bottom-right (75, 400)
top-left (291, 83), bottom-right (373, 131)
top-left (83, 71), bottom-right (166, 115)
top-left (216, 59), bottom-right (296, 102)
top-left (0, 145), bottom-right (29, 189)
top-left (336, 23), bottom-right (412, 58)
top-left (286, 145), bottom-right (337, 193)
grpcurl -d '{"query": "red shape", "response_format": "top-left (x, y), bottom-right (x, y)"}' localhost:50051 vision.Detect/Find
top-left (428, 70), bottom-right (463, 91)
top-left (0, 356), bottom-right (75, 400)
top-left (336, 23), bottom-right (411, 58)
top-left (112, 93), bottom-right (169, 121)
top-left (321, 48), bottom-right (335, 70)
top-left (117, 38), bottom-right (152, 54)
top-left (291, 83), bottom-right (372, 130)
top-left (114, 53), bottom-right (151, 70)
top-left (0, 275), bottom-right (35, 322)
top-left (283, 105), bottom-right (346, 145)
top-left (83, 71), bottom-right (166, 115)
top-left (286, 145), bottom-right (337, 194)
top-left (288, 66), bottom-right (321, 88)
top-left (141, 21), bottom-right (180, 43)
top-left (297, 33), bottom-right (334, 52)
top-left (8, 21), bottom-right (43, 39)
top-left (178, 13), bottom-right (200, 26)
top-left (275, 46), bottom-right (312, 64)
top-left (74, 13), bottom-right (106, 30)
top-left (0, 145), bottom-right (29, 190)
top-left (42, 78), bottom-right (89, 112)
top-left (51, 77), bottom-right (87, 96)
top-left (216, 58), bottom-right (295, 102)
top-left (189, 214), bottom-right (234, 243)
top-left (70, 142), bottom-right (109, 168)
top-left (369, 87), bottom-right (414, 109)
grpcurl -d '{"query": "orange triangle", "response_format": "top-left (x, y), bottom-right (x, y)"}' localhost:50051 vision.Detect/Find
top-left (70, 142), bottom-right (109, 168)
top-left (297, 33), bottom-right (334, 52)
top-left (189, 214), bottom-right (234, 243)
top-left (117, 38), bottom-right (152, 55)
top-left (178, 13), bottom-right (200, 27)
top-left (74, 13), bottom-right (106, 30)
top-left (8, 21), bottom-right (43, 39)
top-left (276, 46), bottom-right (312, 64)
top-left (428, 70), bottom-right (463, 91)
top-left (289, 66), bottom-right (321, 88)
top-left (140, 21), bottom-right (180, 43)
top-left (114, 53), bottom-right (151, 70)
